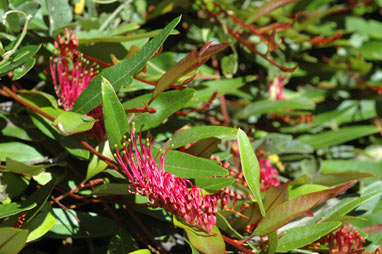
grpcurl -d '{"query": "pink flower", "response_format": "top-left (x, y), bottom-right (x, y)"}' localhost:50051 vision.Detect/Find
top-left (50, 28), bottom-right (105, 141)
top-left (320, 224), bottom-right (365, 252)
top-left (114, 126), bottom-right (218, 234)
top-left (268, 76), bottom-right (286, 100)
top-left (258, 157), bottom-right (280, 192)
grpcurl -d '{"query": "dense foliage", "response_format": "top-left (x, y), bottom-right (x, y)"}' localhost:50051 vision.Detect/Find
top-left (0, 0), bottom-right (381, 253)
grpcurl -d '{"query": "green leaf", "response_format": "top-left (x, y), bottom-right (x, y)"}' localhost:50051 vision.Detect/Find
top-left (321, 160), bottom-right (382, 183)
top-left (128, 250), bottom-right (151, 254)
top-left (24, 203), bottom-right (56, 242)
top-left (246, 0), bottom-right (301, 23)
top-left (0, 227), bottom-right (29, 254)
top-left (0, 202), bottom-right (36, 219)
top-left (276, 221), bottom-right (341, 252)
top-left (289, 184), bottom-right (329, 200)
top-left (297, 125), bottom-right (380, 149)
top-left (150, 42), bottom-right (229, 103)
top-left (235, 98), bottom-right (315, 119)
top-left (47, 0), bottom-right (72, 35)
top-left (5, 157), bottom-right (56, 176)
top-left (360, 41), bottom-right (382, 61)
top-left (77, 29), bottom-right (178, 44)
top-left (102, 76), bottom-right (129, 150)
top-left (195, 177), bottom-right (235, 192)
top-left (0, 142), bottom-right (44, 162)
top-left (92, 183), bottom-right (131, 195)
top-left (73, 16), bottom-right (181, 114)
top-left (171, 126), bottom-right (237, 148)
top-left (185, 76), bottom-right (255, 107)
top-left (47, 208), bottom-right (118, 238)
top-left (18, 90), bottom-right (58, 108)
top-left (173, 217), bottom-right (225, 254)
top-left (216, 213), bottom-right (243, 239)
top-left (318, 191), bottom-right (382, 223)
top-left (86, 141), bottom-right (113, 179)
top-left (24, 179), bottom-right (56, 223)
top-left (237, 129), bottom-right (265, 216)
top-left (12, 57), bottom-right (36, 80)
top-left (254, 182), bottom-right (354, 235)
top-left (156, 148), bottom-right (228, 178)
top-left (313, 172), bottom-right (375, 187)
top-left (268, 231), bottom-right (278, 254)
top-left (53, 111), bottom-right (95, 136)
top-left (123, 89), bottom-right (194, 131)
top-left (107, 231), bottom-right (139, 253)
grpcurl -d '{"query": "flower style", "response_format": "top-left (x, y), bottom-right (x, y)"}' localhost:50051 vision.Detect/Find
top-left (319, 224), bottom-right (365, 252)
top-left (50, 28), bottom-right (105, 141)
top-left (258, 157), bottom-right (281, 192)
top-left (114, 126), bottom-right (218, 234)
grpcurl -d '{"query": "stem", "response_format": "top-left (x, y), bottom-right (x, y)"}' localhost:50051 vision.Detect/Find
top-left (99, 0), bottom-right (132, 31)
top-left (222, 235), bottom-right (256, 254)
top-left (0, 84), bottom-right (119, 171)
top-left (0, 10), bottom-right (32, 64)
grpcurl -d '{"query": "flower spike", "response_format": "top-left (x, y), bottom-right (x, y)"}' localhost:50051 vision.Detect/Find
top-left (114, 127), bottom-right (218, 234)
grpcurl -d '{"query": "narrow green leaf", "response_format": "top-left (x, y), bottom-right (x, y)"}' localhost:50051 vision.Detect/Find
top-left (276, 221), bottom-right (341, 252)
top-left (247, 0), bottom-right (301, 23)
top-left (0, 227), bottom-right (29, 254)
top-left (24, 179), bottom-right (56, 223)
top-left (24, 204), bottom-right (56, 242)
top-left (216, 213), bottom-right (243, 239)
top-left (150, 42), bottom-right (229, 103)
top-left (73, 16), bottom-right (181, 114)
top-left (102, 76), bottom-right (129, 150)
top-left (171, 126), bottom-right (237, 148)
top-left (195, 177), bottom-right (235, 192)
top-left (155, 148), bottom-right (228, 178)
top-left (297, 125), bottom-right (380, 149)
top-left (235, 97), bottom-right (315, 119)
top-left (0, 142), bottom-right (44, 162)
top-left (289, 184), bottom-right (329, 200)
top-left (173, 217), bottom-right (225, 254)
top-left (53, 111), bottom-right (95, 136)
top-left (47, 208), bottom-right (118, 238)
top-left (254, 182), bottom-right (354, 235)
top-left (268, 231), bottom-right (278, 254)
top-left (5, 157), bottom-right (56, 176)
top-left (123, 89), bottom-right (194, 131)
top-left (237, 129), bottom-right (265, 216)
top-left (0, 202), bottom-right (36, 219)
top-left (313, 172), bottom-right (375, 187)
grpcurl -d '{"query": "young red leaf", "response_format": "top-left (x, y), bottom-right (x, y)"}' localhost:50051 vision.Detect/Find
top-left (253, 181), bottom-right (355, 235)
top-left (149, 42), bottom-right (230, 104)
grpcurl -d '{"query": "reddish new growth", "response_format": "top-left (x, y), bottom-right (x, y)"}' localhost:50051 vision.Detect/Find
top-left (319, 225), bottom-right (365, 253)
top-left (50, 28), bottom-right (105, 141)
top-left (258, 157), bottom-right (281, 192)
top-left (114, 125), bottom-right (218, 234)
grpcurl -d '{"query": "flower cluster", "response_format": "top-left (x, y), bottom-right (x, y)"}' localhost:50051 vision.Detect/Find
top-left (319, 224), bottom-right (365, 253)
top-left (114, 126), bottom-right (218, 234)
top-left (50, 28), bottom-right (105, 141)
top-left (258, 157), bottom-right (281, 192)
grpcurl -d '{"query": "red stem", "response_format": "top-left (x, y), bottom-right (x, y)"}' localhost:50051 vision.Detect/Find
top-left (0, 84), bottom-right (119, 171)
top-left (222, 235), bottom-right (255, 254)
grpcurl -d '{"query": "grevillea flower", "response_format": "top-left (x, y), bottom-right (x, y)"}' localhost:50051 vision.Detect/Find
top-left (319, 224), bottom-right (365, 253)
top-left (50, 28), bottom-right (105, 141)
top-left (268, 76), bottom-right (286, 100)
top-left (258, 157), bottom-right (281, 192)
top-left (114, 125), bottom-right (218, 234)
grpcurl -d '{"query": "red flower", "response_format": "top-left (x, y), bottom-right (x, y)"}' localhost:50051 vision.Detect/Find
top-left (114, 126), bottom-right (218, 234)
top-left (320, 224), bottom-right (365, 252)
top-left (50, 28), bottom-right (105, 141)
top-left (258, 157), bottom-right (281, 192)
